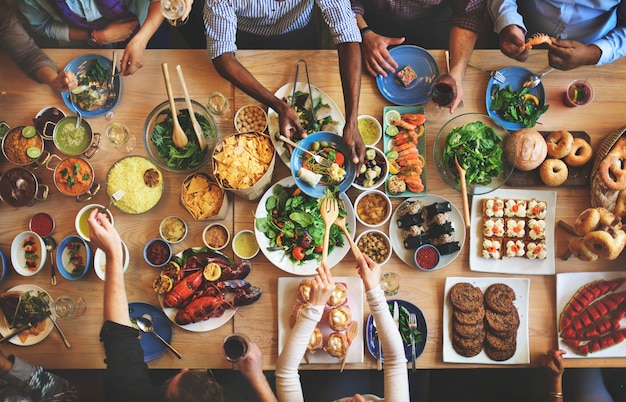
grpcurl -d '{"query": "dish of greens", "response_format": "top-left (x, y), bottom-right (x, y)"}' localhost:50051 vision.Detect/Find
top-left (254, 176), bottom-right (355, 275)
top-left (268, 82), bottom-right (345, 167)
top-left (486, 66), bottom-right (548, 130)
top-left (0, 284), bottom-right (53, 346)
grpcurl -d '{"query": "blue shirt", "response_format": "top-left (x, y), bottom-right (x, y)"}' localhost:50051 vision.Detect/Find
top-left (18, 0), bottom-right (155, 43)
top-left (488, 0), bottom-right (626, 65)
top-left (204, 0), bottom-right (361, 59)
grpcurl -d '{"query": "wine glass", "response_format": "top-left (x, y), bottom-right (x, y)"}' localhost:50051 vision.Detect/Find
top-left (425, 81), bottom-right (455, 117)
top-left (160, 0), bottom-right (189, 26)
top-left (53, 295), bottom-right (86, 319)
top-left (105, 122), bottom-right (136, 153)
top-left (206, 92), bottom-right (231, 121)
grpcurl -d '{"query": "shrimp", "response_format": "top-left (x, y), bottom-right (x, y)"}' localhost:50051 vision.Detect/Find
top-left (391, 118), bottom-right (417, 131)
top-left (524, 33), bottom-right (552, 49)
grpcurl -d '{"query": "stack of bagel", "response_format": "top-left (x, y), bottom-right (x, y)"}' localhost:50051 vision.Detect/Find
top-left (591, 127), bottom-right (626, 220)
top-left (568, 207), bottom-right (626, 261)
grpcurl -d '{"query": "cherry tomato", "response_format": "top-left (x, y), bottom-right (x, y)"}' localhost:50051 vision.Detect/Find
top-left (292, 246), bottom-right (306, 260)
top-left (314, 245), bottom-right (323, 253)
top-left (300, 233), bottom-right (313, 249)
top-left (334, 151), bottom-right (345, 166)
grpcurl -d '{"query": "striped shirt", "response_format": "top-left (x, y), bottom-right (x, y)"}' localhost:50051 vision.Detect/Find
top-left (204, 0), bottom-right (361, 59)
top-left (350, 0), bottom-right (486, 34)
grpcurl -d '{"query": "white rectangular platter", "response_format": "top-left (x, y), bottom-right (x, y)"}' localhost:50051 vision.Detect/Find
top-left (557, 271), bottom-right (626, 358)
top-left (278, 276), bottom-right (364, 364)
top-left (469, 188), bottom-right (557, 275)
top-left (443, 276), bottom-right (530, 364)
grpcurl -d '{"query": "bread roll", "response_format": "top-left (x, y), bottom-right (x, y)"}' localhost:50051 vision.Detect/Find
top-left (506, 128), bottom-right (547, 171)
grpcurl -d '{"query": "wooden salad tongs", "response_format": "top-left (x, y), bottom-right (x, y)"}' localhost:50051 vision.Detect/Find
top-left (320, 196), bottom-right (339, 267)
top-left (340, 320), bottom-right (359, 372)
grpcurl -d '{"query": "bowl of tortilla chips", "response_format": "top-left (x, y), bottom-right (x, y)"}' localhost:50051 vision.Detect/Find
top-left (180, 172), bottom-right (229, 220)
top-left (212, 132), bottom-right (276, 200)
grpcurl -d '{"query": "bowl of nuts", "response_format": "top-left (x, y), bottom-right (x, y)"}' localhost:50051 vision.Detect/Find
top-left (356, 229), bottom-right (392, 265)
top-left (235, 105), bottom-right (268, 133)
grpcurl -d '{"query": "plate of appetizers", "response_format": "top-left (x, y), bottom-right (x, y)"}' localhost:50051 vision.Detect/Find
top-left (376, 45), bottom-right (439, 106)
top-left (469, 188), bottom-right (557, 275)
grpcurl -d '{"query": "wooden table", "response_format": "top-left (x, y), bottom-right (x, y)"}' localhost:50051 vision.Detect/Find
top-left (0, 48), bottom-right (625, 370)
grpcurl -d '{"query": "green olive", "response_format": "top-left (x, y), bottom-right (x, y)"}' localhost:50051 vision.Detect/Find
top-left (310, 141), bottom-right (320, 151)
top-left (319, 140), bottom-right (329, 148)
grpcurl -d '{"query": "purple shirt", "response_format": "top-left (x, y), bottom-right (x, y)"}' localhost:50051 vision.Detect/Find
top-left (351, 0), bottom-right (486, 33)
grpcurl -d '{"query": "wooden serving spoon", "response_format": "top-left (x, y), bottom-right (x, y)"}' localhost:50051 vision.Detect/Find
top-left (161, 63), bottom-right (188, 148)
top-left (176, 65), bottom-right (207, 151)
top-left (455, 155), bottom-right (471, 228)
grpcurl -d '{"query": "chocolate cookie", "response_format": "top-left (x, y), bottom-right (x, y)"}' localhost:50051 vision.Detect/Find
top-left (453, 304), bottom-right (485, 325)
top-left (485, 345), bottom-right (516, 361)
top-left (484, 283), bottom-right (516, 313)
top-left (485, 331), bottom-right (517, 351)
top-left (485, 308), bottom-right (520, 334)
top-left (452, 341), bottom-right (483, 358)
top-left (452, 330), bottom-right (485, 350)
top-left (453, 319), bottom-right (484, 339)
top-left (449, 282), bottom-right (483, 313)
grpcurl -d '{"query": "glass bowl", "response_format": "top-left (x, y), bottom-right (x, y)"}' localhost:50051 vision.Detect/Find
top-left (143, 99), bottom-right (217, 173)
top-left (433, 113), bottom-right (514, 195)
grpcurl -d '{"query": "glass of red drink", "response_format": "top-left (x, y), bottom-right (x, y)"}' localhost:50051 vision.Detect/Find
top-left (563, 79), bottom-right (594, 107)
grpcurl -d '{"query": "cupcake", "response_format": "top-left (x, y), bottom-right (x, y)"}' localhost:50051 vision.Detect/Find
top-left (328, 305), bottom-right (352, 331)
top-left (326, 282), bottom-right (348, 307)
top-left (324, 332), bottom-right (349, 359)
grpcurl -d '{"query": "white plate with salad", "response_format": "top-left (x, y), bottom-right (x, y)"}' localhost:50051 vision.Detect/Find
top-left (0, 284), bottom-right (54, 346)
top-left (254, 176), bottom-right (355, 275)
top-left (267, 82), bottom-right (345, 167)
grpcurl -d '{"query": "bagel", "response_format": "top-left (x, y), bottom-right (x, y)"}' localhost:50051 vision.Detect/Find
top-left (539, 158), bottom-right (568, 186)
top-left (568, 238), bottom-right (598, 262)
top-left (546, 130), bottom-right (574, 159)
top-left (598, 138), bottom-right (626, 191)
top-left (614, 189), bottom-right (626, 218)
top-left (573, 207), bottom-right (615, 236)
top-left (583, 230), bottom-right (620, 259)
top-left (564, 138), bottom-right (593, 167)
top-left (608, 230), bottom-right (626, 260)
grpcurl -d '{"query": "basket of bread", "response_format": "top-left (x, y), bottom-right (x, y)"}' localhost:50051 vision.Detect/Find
top-left (590, 125), bottom-right (626, 219)
top-left (564, 207), bottom-right (626, 262)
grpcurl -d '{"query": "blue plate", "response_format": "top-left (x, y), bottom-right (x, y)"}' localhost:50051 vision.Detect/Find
top-left (486, 66), bottom-right (546, 130)
top-left (376, 45), bottom-right (439, 106)
top-left (365, 299), bottom-right (427, 363)
top-left (129, 302), bottom-right (173, 362)
top-left (62, 54), bottom-right (121, 118)
top-left (56, 235), bottom-right (91, 280)
top-left (290, 131), bottom-right (356, 198)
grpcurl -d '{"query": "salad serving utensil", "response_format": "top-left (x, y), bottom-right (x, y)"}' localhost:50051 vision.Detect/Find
top-left (320, 197), bottom-right (339, 267)
top-left (454, 155), bottom-right (471, 228)
top-left (176, 64), bottom-right (207, 151)
top-left (161, 63), bottom-right (188, 149)
top-left (409, 312), bottom-right (417, 372)
top-left (275, 133), bottom-right (333, 168)
top-left (340, 320), bottom-right (359, 372)
top-left (334, 215), bottom-right (362, 261)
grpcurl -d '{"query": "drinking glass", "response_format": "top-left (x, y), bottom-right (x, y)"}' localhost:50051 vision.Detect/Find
top-left (425, 81), bottom-right (455, 117)
top-left (206, 92), bottom-right (231, 121)
top-left (105, 122), bottom-right (136, 153)
top-left (380, 272), bottom-right (400, 296)
top-left (160, 0), bottom-right (188, 26)
top-left (53, 295), bottom-right (86, 319)
top-left (223, 333), bottom-right (250, 362)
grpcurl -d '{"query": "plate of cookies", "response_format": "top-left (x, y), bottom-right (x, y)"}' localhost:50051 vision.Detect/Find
top-left (469, 188), bottom-right (557, 275)
top-left (443, 277), bottom-right (530, 364)
top-left (277, 276), bottom-right (364, 364)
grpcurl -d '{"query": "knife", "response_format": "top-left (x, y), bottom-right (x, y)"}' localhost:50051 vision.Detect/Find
top-left (0, 323), bottom-right (32, 344)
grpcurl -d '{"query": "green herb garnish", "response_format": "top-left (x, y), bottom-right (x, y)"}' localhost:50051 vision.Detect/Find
top-left (489, 84), bottom-right (549, 127)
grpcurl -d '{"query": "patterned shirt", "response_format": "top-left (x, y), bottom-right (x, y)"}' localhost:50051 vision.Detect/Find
top-left (350, 0), bottom-right (486, 33)
top-left (204, 0), bottom-right (361, 59)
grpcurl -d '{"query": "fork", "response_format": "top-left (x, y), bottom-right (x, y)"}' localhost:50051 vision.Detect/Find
top-left (276, 133), bottom-right (333, 168)
top-left (320, 197), bottom-right (339, 267)
top-left (408, 313), bottom-right (417, 372)
top-left (101, 189), bottom-right (125, 213)
top-left (467, 62), bottom-right (505, 83)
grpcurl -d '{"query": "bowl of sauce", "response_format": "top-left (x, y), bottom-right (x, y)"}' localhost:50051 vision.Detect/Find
top-left (203, 223), bottom-right (230, 250)
top-left (357, 115), bottom-right (382, 146)
top-left (48, 155), bottom-right (99, 201)
top-left (233, 230), bottom-right (259, 259)
top-left (53, 116), bottom-right (99, 157)
top-left (75, 204), bottom-right (114, 242)
top-left (29, 212), bottom-right (55, 237)
top-left (414, 244), bottom-right (441, 271)
top-left (1, 126), bottom-right (46, 166)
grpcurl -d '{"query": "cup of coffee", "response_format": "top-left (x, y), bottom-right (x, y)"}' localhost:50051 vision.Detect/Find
top-left (223, 333), bottom-right (249, 362)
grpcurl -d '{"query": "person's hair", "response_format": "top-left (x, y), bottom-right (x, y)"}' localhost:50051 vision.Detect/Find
top-left (165, 370), bottom-right (224, 402)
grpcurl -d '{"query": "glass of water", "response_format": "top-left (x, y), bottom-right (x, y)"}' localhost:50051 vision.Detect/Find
top-left (160, 0), bottom-right (189, 26)
top-left (105, 122), bottom-right (136, 153)
top-left (206, 91), bottom-right (231, 121)
top-left (380, 272), bottom-right (400, 297)
top-left (53, 295), bottom-right (86, 319)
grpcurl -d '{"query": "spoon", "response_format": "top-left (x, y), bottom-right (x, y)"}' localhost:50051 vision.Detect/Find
top-left (454, 155), bottom-right (471, 229)
top-left (176, 65), bottom-right (207, 151)
top-left (134, 315), bottom-right (182, 359)
top-left (523, 67), bottom-right (555, 88)
top-left (161, 63), bottom-right (188, 149)
top-left (44, 236), bottom-right (57, 286)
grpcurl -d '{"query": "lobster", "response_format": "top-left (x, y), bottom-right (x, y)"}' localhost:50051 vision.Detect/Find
top-left (182, 252), bottom-right (251, 281)
top-left (164, 270), bottom-right (204, 308)
top-left (175, 279), bottom-right (262, 325)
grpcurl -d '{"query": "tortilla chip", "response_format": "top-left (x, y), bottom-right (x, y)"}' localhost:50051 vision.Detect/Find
top-left (213, 133), bottom-right (274, 189)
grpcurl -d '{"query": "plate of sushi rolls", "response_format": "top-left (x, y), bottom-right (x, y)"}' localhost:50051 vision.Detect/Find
top-left (389, 195), bottom-right (465, 270)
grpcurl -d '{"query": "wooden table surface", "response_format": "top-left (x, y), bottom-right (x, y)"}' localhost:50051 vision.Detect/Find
top-left (0, 48), bottom-right (625, 370)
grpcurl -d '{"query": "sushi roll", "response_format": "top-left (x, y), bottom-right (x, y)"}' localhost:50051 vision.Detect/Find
top-left (397, 212), bottom-right (425, 229)
top-left (403, 234), bottom-right (429, 249)
top-left (425, 201), bottom-right (452, 220)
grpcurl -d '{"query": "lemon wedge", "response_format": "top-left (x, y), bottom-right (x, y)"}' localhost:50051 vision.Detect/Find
top-left (384, 110), bottom-right (401, 126)
top-left (21, 126), bottom-right (36, 139)
top-left (203, 262), bottom-right (222, 281)
top-left (153, 275), bottom-right (173, 294)
top-left (522, 94), bottom-right (540, 106)
top-left (388, 159), bottom-right (401, 174)
top-left (71, 85), bottom-right (89, 94)
top-left (385, 125), bottom-right (399, 137)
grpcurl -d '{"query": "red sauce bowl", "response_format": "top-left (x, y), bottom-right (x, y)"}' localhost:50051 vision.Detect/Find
top-left (143, 238), bottom-right (172, 268)
top-left (414, 244), bottom-right (441, 271)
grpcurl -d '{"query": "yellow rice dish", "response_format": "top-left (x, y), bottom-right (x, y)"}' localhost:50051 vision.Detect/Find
top-left (106, 156), bottom-right (163, 214)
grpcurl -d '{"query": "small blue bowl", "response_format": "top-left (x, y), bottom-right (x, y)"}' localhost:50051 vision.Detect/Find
top-left (56, 235), bottom-right (91, 280)
top-left (0, 249), bottom-right (7, 281)
top-left (143, 238), bottom-right (172, 268)
top-left (290, 131), bottom-right (357, 198)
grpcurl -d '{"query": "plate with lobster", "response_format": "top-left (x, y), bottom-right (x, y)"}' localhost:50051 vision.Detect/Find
top-left (156, 248), bottom-right (262, 332)
top-left (557, 272), bottom-right (626, 358)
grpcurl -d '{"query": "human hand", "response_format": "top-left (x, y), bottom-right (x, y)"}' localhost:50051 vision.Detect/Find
top-left (499, 25), bottom-right (530, 61)
top-left (87, 208), bottom-right (122, 259)
top-left (542, 349), bottom-right (566, 378)
top-left (355, 254), bottom-right (381, 291)
top-left (342, 120), bottom-right (366, 170)
top-left (431, 74), bottom-right (463, 113)
top-left (548, 38), bottom-right (602, 70)
top-left (120, 39), bottom-right (146, 76)
top-left (98, 18), bottom-right (139, 45)
top-left (277, 102), bottom-right (306, 142)
top-left (236, 341), bottom-right (263, 379)
top-left (309, 264), bottom-right (336, 307)
top-left (49, 70), bottom-right (77, 93)
top-left (360, 32), bottom-right (404, 77)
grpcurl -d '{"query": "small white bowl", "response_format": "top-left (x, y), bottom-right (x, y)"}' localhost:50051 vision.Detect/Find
top-left (352, 146), bottom-right (388, 191)
top-left (234, 105), bottom-right (268, 133)
top-left (75, 204), bottom-right (114, 242)
top-left (354, 189), bottom-right (392, 228)
top-left (232, 229), bottom-right (259, 260)
top-left (159, 216), bottom-right (188, 244)
top-left (94, 240), bottom-right (130, 281)
top-left (357, 115), bottom-right (382, 146)
top-left (355, 229), bottom-right (392, 265)
top-left (202, 223), bottom-right (230, 250)
top-left (11, 231), bottom-right (46, 276)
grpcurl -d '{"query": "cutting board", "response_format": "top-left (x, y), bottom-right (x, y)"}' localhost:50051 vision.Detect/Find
top-left (507, 131), bottom-right (592, 187)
